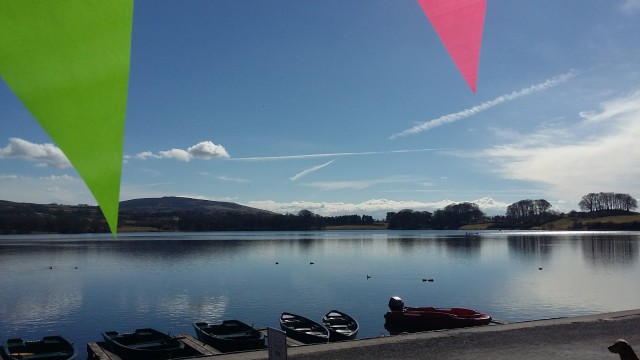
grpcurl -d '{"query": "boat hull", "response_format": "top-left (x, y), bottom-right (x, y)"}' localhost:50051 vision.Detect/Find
top-left (279, 312), bottom-right (329, 344)
top-left (193, 320), bottom-right (265, 353)
top-left (2, 336), bottom-right (78, 360)
top-left (321, 310), bottom-right (359, 341)
top-left (101, 328), bottom-right (185, 360)
top-left (384, 307), bottom-right (492, 333)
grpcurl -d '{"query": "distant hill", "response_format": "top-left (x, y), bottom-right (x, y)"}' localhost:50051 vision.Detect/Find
top-left (0, 197), bottom-right (274, 216)
top-left (0, 197), bottom-right (278, 234)
top-left (119, 196), bottom-right (274, 215)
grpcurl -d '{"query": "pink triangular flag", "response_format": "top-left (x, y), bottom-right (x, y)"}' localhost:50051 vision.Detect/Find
top-left (418, 0), bottom-right (486, 93)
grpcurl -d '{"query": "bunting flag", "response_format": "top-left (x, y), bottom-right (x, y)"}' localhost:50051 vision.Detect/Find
top-left (0, 0), bottom-right (134, 236)
top-left (417, 0), bottom-right (486, 93)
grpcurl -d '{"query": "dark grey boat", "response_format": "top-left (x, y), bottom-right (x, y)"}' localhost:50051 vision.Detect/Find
top-left (101, 328), bottom-right (185, 360)
top-left (279, 312), bottom-right (329, 344)
top-left (2, 336), bottom-right (78, 360)
top-left (322, 310), bottom-right (359, 341)
top-left (193, 320), bottom-right (265, 352)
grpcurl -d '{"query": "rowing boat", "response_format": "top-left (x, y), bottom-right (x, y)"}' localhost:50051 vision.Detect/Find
top-left (193, 320), bottom-right (265, 352)
top-left (279, 312), bottom-right (329, 344)
top-left (2, 336), bottom-right (77, 360)
top-left (321, 310), bottom-right (359, 341)
top-left (101, 328), bottom-right (185, 360)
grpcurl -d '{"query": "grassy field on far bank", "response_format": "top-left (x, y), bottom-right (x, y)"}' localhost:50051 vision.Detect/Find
top-left (460, 223), bottom-right (493, 230)
top-left (538, 214), bottom-right (640, 230)
top-left (461, 214), bottom-right (640, 231)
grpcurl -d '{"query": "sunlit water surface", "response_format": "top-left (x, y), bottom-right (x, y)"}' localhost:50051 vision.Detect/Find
top-left (1, 230), bottom-right (639, 348)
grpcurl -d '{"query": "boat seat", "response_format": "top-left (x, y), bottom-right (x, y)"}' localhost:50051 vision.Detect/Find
top-left (222, 334), bottom-right (256, 340)
top-left (9, 351), bottom-right (34, 358)
top-left (329, 318), bottom-right (350, 325)
top-left (42, 338), bottom-right (62, 345)
top-left (128, 342), bottom-right (164, 350)
top-left (306, 332), bottom-right (325, 336)
top-left (17, 351), bottom-right (67, 359)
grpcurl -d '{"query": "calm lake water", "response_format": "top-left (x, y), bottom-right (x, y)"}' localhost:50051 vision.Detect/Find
top-left (1, 230), bottom-right (639, 348)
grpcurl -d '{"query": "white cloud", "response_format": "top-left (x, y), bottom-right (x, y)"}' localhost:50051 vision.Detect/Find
top-left (187, 141), bottom-right (230, 159)
top-left (231, 148), bottom-right (450, 161)
top-left (246, 197), bottom-right (510, 218)
top-left (621, 0), bottom-right (640, 14)
top-left (579, 90), bottom-right (640, 123)
top-left (40, 174), bottom-right (75, 181)
top-left (301, 176), bottom-right (416, 191)
top-left (159, 148), bottom-right (192, 161)
top-left (472, 196), bottom-right (513, 213)
top-left (135, 151), bottom-right (157, 160)
top-left (135, 141), bottom-right (230, 162)
top-left (290, 160), bottom-right (335, 181)
top-left (0, 138), bottom-right (71, 168)
top-left (0, 173), bottom-right (93, 205)
top-left (480, 91), bottom-right (640, 203)
top-left (302, 180), bottom-right (375, 191)
top-left (0, 174), bottom-right (19, 180)
top-left (0, 138), bottom-right (230, 167)
top-left (390, 70), bottom-right (579, 139)
top-left (216, 175), bottom-right (251, 184)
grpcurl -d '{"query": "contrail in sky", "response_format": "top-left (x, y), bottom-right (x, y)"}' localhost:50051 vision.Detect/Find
top-left (231, 148), bottom-right (453, 161)
top-left (389, 70), bottom-right (579, 139)
top-left (290, 160), bottom-right (335, 181)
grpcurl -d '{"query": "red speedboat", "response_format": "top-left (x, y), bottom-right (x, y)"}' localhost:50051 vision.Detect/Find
top-left (384, 297), bottom-right (492, 333)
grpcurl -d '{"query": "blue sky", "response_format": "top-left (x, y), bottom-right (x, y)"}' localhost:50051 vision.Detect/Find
top-left (2, 0), bottom-right (640, 218)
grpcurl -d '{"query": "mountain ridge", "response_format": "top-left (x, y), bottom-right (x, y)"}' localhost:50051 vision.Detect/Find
top-left (0, 196), bottom-right (275, 216)
top-left (119, 196), bottom-right (275, 215)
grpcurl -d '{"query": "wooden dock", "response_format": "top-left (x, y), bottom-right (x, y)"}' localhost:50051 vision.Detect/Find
top-left (259, 328), bottom-right (306, 347)
top-left (87, 334), bottom-right (220, 360)
top-left (87, 342), bottom-right (121, 360)
top-left (87, 329), bottom-right (306, 360)
top-left (179, 334), bottom-right (222, 356)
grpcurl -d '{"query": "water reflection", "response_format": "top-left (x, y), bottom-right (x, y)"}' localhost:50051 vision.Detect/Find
top-left (581, 235), bottom-right (638, 267)
top-left (0, 231), bottom-right (639, 348)
top-left (387, 237), bottom-right (419, 251)
top-left (436, 236), bottom-right (482, 257)
top-left (0, 239), bottom-right (332, 264)
top-left (385, 236), bottom-right (482, 258)
top-left (2, 285), bottom-right (82, 329)
top-left (157, 294), bottom-right (230, 323)
top-left (507, 236), bottom-right (555, 259)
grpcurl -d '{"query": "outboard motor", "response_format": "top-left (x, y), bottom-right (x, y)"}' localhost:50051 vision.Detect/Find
top-left (388, 296), bottom-right (405, 311)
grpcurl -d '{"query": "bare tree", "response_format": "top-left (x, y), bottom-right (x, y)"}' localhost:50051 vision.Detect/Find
top-left (579, 193), bottom-right (597, 212)
top-left (579, 192), bottom-right (638, 212)
top-left (506, 199), bottom-right (552, 221)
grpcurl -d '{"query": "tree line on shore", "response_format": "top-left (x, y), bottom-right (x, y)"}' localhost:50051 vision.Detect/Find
top-left (1, 192), bottom-right (638, 234)
top-left (0, 202), bottom-right (378, 234)
top-left (385, 192), bottom-right (638, 230)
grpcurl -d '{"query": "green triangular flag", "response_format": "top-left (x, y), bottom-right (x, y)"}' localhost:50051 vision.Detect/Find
top-left (0, 0), bottom-right (134, 236)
